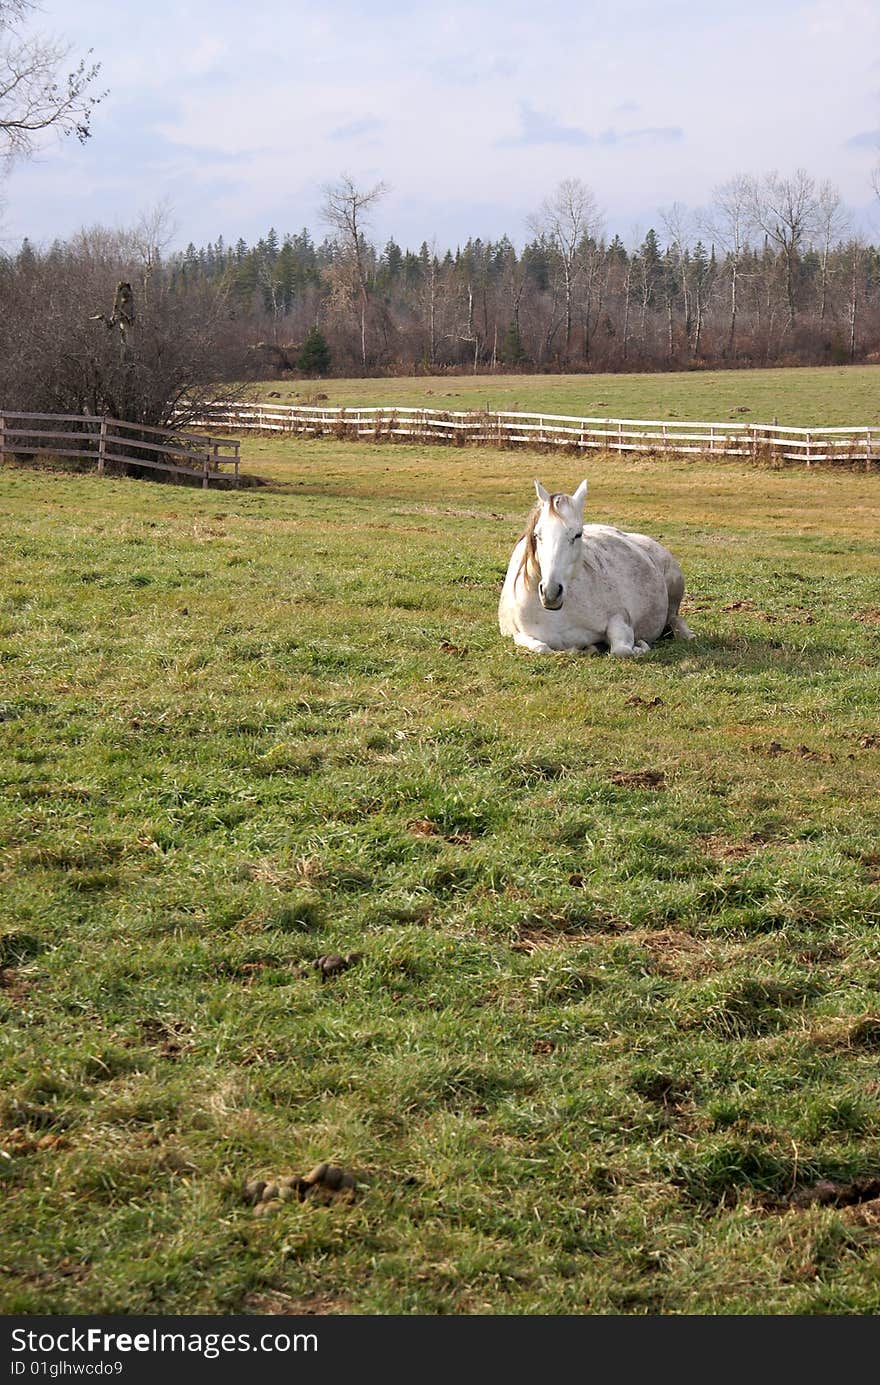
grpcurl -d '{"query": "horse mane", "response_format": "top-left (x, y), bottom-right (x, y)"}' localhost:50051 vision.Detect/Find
top-left (515, 494), bottom-right (567, 591)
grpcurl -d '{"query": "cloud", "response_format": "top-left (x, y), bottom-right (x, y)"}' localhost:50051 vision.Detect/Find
top-left (329, 116), bottom-right (383, 141)
top-left (614, 99), bottom-right (641, 114)
top-left (496, 102), bottom-right (592, 147)
top-left (847, 128), bottom-right (880, 148)
top-left (427, 53), bottom-right (517, 85)
top-left (600, 126), bottom-right (684, 146)
top-left (497, 102), bottom-right (683, 149)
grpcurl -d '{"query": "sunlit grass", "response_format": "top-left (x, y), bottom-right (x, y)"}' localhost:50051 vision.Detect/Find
top-left (1, 441), bottom-right (879, 1314)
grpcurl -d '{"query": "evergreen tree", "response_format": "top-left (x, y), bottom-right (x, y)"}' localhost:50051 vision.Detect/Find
top-left (500, 320), bottom-right (528, 365)
top-left (298, 325), bottom-right (331, 375)
top-left (381, 238), bottom-right (403, 280)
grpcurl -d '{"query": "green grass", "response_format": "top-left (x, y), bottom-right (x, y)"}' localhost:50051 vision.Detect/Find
top-left (261, 362), bottom-right (880, 428)
top-left (1, 436), bottom-right (880, 1315)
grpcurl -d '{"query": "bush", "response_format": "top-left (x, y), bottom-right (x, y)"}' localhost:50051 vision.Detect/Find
top-left (0, 226), bottom-right (249, 427)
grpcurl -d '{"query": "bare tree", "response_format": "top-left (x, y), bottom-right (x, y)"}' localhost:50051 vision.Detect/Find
top-left (703, 175), bottom-right (754, 358)
top-left (749, 169), bottom-right (818, 327)
top-left (131, 199), bottom-right (177, 307)
top-left (530, 178), bottom-right (602, 361)
top-left (414, 238), bottom-right (454, 368)
top-left (661, 203), bottom-right (691, 332)
top-left (0, 0), bottom-right (103, 168)
top-left (320, 173), bottom-right (389, 370)
top-left (814, 180), bottom-right (848, 323)
top-left (841, 237), bottom-right (867, 361)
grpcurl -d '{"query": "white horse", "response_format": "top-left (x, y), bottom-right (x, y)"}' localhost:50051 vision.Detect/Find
top-left (498, 479), bottom-right (695, 656)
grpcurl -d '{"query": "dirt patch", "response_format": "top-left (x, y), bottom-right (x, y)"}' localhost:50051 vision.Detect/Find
top-left (407, 818), bottom-right (472, 845)
top-left (747, 740), bottom-right (834, 761)
top-left (511, 905), bottom-right (626, 952)
top-left (408, 819), bottom-right (440, 837)
top-left (610, 769), bottom-right (666, 790)
top-left (242, 1290), bottom-right (349, 1315)
top-left (631, 1072), bottom-right (694, 1111)
top-left (698, 833), bottom-right (766, 861)
top-left (627, 928), bottom-right (716, 980)
top-left (784, 1177), bottom-right (880, 1211)
top-left (0, 967), bottom-right (32, 1003)
top-left (138, 1017), bottom-right (192, 1060)
top-left (808, 1016), bottom-right (880, 1051)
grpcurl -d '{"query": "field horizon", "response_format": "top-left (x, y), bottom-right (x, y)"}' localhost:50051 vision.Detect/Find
top-left (245, 362), bottom-right (880, 431)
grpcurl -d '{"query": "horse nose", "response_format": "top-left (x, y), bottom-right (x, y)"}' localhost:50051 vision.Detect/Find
top-left (539, 580), bottom-right (563, 608)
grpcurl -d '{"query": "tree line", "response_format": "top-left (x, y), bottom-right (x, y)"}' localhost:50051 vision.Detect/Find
top-left (3, 170), bottom-right (880, 429)
top-left (171, 172), bottom-right (880, 376)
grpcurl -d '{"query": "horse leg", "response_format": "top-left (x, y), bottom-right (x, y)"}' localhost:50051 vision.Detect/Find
top-left (606, 614), bottom-right (649, 658)
top-left (667, 613), bottom-right (696, 641)
top-left (665, 571), bottom-right (695, 640)
top-left (513, 630), bottom-right (555, 654)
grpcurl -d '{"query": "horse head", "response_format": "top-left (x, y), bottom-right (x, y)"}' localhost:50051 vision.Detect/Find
top-left (521, 479), bottom-right (588, 610)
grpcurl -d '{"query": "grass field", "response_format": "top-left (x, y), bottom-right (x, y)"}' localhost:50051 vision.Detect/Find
top-left (256, 362), bottom-right (880, 429)
top-left (2, 431), bottom-right (880, 1315)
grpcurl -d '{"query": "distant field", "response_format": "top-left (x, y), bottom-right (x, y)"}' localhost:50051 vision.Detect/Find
top-left (252, 363), bottom-right (880, 429)
top-left (2, 441), bottom-right (879, 1315)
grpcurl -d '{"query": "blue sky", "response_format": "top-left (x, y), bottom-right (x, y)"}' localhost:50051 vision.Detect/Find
top-left (3, 0), bottom-right (880, 252)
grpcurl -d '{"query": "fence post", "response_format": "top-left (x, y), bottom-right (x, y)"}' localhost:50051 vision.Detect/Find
top-left (805, 431), bottom-right (812, 468)
top-left (97, 414), bottom-right (108, 474)
top-left (0, 412), bottom-right (5, 465)
top-left (203, 450), bottom-right (210, 489)
top-left (233, 441), bottom-right (240, 487)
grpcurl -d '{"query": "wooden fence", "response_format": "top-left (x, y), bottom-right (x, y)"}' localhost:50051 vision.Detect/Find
top-left (0, 412), bottom-right (240, 487)
top-left (187, 399), bottom-right (880, 467)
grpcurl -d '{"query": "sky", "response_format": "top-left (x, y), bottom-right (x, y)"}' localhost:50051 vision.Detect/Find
top-left (3, 0), bottom-right (880, 254)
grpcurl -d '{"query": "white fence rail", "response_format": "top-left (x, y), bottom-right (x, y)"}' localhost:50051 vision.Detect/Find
top-left (182, 400), bottom-right (880, 466)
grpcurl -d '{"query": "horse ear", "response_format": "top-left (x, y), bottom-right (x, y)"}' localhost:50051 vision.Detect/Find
top-left (534, 480), bottom-right (551, 503)
top-left (572, 479), bottom-right (588, 512)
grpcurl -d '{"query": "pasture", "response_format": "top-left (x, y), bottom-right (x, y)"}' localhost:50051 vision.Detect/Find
top-left (1, 435), bottom-right (879, 1315)
top-left (256, 362), bottom-right (880, 429)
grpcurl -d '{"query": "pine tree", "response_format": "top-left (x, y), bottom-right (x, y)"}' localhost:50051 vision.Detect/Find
top-left (500, 320), bottom-right (528, 365)
top-left (298, 325), bottom-right (331, 375)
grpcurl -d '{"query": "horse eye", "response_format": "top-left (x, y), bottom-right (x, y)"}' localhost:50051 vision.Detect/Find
top-left (572, 530), bottom-right (583, 542)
